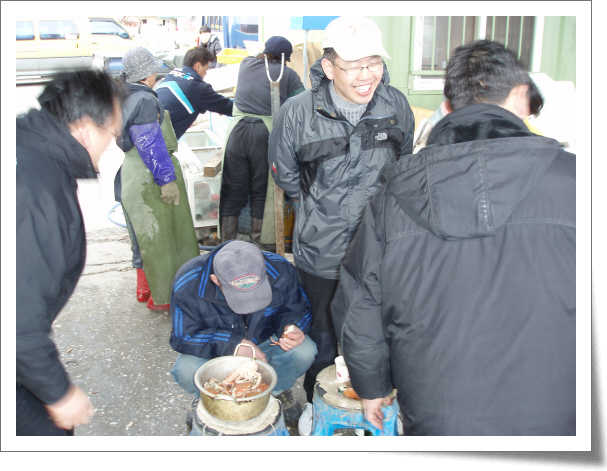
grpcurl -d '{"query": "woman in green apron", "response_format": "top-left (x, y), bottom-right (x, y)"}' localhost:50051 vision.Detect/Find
top-left (116, 46), bottom-right (199, 309)
top-left (219, 37), bottom-right (305, 247)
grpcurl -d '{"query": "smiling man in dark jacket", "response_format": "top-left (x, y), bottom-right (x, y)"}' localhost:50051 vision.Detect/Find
top-left (16, 70), bottom-right (123, 435)
top-left (268, 17), bottom-right (415, 434)
top-left (156, 46), bottom-right (233, 139)
top-left (169, 240), bottom-right (317, 423)
top-left (331, 40), bottom-right (576, 435)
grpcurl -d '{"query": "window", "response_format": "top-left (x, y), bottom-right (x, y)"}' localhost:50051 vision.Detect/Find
top-left (39, 20), bottom-right (79, 40)
top-left (203, 16), bottom-right (222, 32)
top-left (90, 19), bottom-right (130, 39)
top-left (16, 21), bottom-right (35, 40)
top-left (411, 16), bottom-right (544, 90)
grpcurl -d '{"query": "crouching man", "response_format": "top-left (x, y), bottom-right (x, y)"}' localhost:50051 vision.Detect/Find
top-left (169, 240), bottom-right (317, 424)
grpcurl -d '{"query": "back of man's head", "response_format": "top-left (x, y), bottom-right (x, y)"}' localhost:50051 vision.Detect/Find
top-left (444, 40), bottom-right (530, 111)
top-left (37, 69), bottom-right (124, 128)
top-left (184, 46), bottom-right (214, 68)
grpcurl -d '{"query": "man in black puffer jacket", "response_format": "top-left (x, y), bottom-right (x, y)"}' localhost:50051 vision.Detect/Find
top-left (269, 18), bottom-right (415, 433)
top-left (332, 40), bottom-right (575, 435)
top-left (17, 70), bottom-right (123, 435)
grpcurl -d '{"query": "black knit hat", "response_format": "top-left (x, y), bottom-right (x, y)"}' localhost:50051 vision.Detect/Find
top-left (263, 36), bottom-right (293, 62)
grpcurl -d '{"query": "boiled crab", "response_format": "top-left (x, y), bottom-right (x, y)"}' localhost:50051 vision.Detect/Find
top-left (203, 360), bottom-right (269, 399)
top-left (270, 325), bottom-right (296, 346)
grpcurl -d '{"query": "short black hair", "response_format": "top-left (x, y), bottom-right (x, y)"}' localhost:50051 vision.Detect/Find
top-left (444, 40), bottom-right (530, 111)
top-left (184, 46), bottom-right (214, 68)
top-left (199, 25), bottom-right (211, 34)
top-left (37, 69), bottom-right (124, 128)
top-left (322, 47), bottom-right (338, 63)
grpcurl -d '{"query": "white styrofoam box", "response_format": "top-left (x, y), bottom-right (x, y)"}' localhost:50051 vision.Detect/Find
top-left (183, 171), bottom-right (222, 228)
top-left (529, 73), bottom-right (576, 150)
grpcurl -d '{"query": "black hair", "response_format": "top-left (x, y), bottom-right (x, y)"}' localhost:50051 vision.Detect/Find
top-left (255, 52), bottom-right (284, 64)
top-left (444, 40), bottom-right (530, 111)
top-left (322, 47), bottom-right (338, 63)
top-left (184, 46), bottom-right (214, 67)
top-left (527, 79), bottom-right (544, 117)
top-left (199, 25), bottom-right (211, 34)
top-left (37, 69), bottom-right (125, 128)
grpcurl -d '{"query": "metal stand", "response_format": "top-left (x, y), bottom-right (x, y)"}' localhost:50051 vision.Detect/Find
top-left (265, 53), bottom-right (286, 256)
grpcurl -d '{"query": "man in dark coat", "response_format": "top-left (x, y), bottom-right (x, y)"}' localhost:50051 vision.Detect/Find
top-left (268, 16), bottom-right (415, 435)
top-left (331, 40), bottom-right (576, 435)
top-left (16, 70), bottom-right (123, 435)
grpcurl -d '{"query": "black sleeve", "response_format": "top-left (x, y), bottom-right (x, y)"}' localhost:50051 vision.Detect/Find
top-left (16, 159), bottom-right (73, 404)
top-left (192, 82), bottom-right (234, 117)
top-left (286, 69), bottom-right (305, 97)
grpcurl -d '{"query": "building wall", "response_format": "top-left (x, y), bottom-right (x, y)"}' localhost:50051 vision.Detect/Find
top-left (262, 16), bottom-right (576, 113)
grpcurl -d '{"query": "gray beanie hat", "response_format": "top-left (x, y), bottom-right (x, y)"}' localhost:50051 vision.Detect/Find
top-left (122, 46), bottom-right (164, 83)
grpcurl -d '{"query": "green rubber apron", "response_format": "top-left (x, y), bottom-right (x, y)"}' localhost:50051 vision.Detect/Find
top-left (121, 111), bottom-right (200, 305)
top-left (218, 104), bottom-right (277, 245)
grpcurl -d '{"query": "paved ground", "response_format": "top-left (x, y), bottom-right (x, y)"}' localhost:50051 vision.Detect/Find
top-left (51, 165), bottom-right (308, 436)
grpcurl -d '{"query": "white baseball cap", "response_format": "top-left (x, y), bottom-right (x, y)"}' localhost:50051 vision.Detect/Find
top-left (322, 16), bottom-right (391, 62)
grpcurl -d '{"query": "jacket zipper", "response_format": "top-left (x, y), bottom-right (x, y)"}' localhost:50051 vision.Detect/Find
top-left (297, 207), bottom-right (313, 256)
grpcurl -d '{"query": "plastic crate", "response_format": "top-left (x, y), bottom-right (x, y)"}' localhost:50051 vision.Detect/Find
top-left (216, 48), bottom-right (249, 65)
top-left (184, 172), bottom-right (222, 228)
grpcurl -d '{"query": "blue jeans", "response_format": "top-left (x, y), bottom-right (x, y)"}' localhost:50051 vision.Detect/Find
top-left (171, 336), bottom-right (317, 397)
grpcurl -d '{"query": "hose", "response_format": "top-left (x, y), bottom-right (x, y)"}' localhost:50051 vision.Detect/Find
top-left (107, 202), bottom-right (127, 228)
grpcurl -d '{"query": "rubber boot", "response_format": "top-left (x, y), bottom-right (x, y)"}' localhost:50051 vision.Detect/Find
top-left (250, 217), bottom-right (264, 250)
top-left (136, 268), bottom-right (151, 302)
top-left (221, 216), bottom-right (239, 242)
top-left (147, 296), bottom-right (170, 311)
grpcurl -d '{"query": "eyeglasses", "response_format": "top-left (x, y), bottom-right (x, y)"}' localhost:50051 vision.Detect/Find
top-left (333, 60), bottom-right (384, 77)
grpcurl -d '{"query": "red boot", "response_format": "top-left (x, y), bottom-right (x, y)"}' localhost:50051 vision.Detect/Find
top-left (136, 268), bottom-right (151, 302)
top-left (147, 296), bottom-right (170, 311)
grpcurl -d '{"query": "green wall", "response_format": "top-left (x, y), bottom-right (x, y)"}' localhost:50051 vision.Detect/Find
top-left (541, 17), bottom-right (576, 85)
top-left (262, 16), bottom-right (576, 112)
top-left (368, 16), bottom-right (445, 110)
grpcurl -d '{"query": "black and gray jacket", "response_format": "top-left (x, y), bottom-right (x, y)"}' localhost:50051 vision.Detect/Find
top-left (331, 104), bottom-right (576, 435)
top-left (203, 35), bottom-right (222, 68)
top-left (269, 58), bottom-right (415, 279)
top-left (17, 108), bottom-right (97, 404)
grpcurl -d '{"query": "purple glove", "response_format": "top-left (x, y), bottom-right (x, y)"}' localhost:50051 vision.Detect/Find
top-left (129, 121), bottom-right (175, 186)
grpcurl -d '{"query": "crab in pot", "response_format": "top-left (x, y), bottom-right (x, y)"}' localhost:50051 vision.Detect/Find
top-left (203, 359), bottom-right (268, 398)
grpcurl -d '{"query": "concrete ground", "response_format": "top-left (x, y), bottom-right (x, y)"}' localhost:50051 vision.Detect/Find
top-left (52, 164), bottom-right (308, 436)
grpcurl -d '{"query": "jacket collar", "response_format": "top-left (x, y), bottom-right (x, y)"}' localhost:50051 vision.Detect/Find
top-left (426, 103), bottom-right (533, 149)
top-left (178, 65), bottom-right (203, 82)
top-left (17, 108), bottom-right (97, 180)
top-left (128, 82), bottom-right (158, 98)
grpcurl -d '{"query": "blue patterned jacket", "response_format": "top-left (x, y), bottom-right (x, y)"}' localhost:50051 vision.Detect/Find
top-left (170, 241), bottom-right (312, 359)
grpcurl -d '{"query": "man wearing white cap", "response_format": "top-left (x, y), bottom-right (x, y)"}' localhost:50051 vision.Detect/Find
top-left (268, 16), bottom-right (415, 435)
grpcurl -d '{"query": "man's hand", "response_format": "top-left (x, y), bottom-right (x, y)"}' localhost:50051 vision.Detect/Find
top-left (363, 395), bottom-right (393, 430)
top-left (277, 325), bottom-right (304, 351)
top-left (160, 181), bottom-right (180, 205)
top-left (236, 339), bottom-right (267, 363)
top-left (45, 384), bottom-right (94, 430)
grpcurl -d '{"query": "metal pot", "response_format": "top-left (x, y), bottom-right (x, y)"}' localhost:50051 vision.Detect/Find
top-left (194, 343), bottom-right (277, 421)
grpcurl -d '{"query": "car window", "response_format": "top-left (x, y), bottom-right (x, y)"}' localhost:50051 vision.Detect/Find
top-left (40, 20), bottom-right (79, 40)
top-left (90, 19), bottom-right (130, 39)
top-left (17, 21), bottom-right (35, 40)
